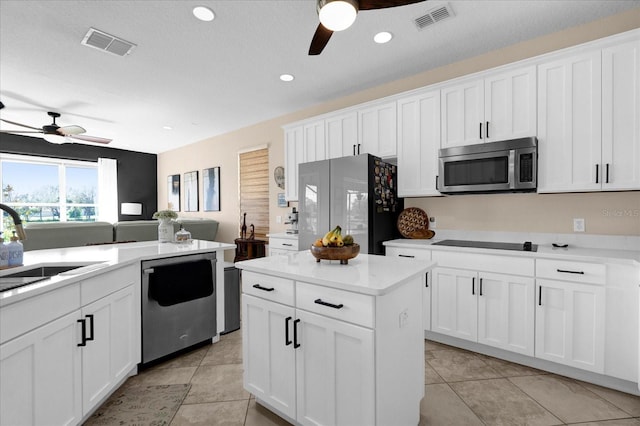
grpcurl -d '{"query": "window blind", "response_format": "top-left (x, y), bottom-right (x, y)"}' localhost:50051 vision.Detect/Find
top-left (239, 148), bottom-right (269, 240)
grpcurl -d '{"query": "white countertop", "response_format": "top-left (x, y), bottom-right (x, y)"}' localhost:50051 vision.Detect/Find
top-left (384, 238), bottom-right (640, 265)
top-left (0, 240), bottom-right (236, 305)
top-left (235, 251), bottom-right (434, 296)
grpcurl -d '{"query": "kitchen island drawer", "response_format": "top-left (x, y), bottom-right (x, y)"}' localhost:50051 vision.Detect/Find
top-left (386, 246), bottom-right (431, 260)
top-left (242, 271), bottom-right (294, 305)
top-left (432, 251), bottom-right (534, 276)
top-left (536, 259), bottom-right (605, 284)
top-left (269, 237), bottom-right (299, 252)
top-left (296, 281), bottom-right (374, 328)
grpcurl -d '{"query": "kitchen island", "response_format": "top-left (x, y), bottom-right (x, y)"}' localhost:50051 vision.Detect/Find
top-left (0, 239), bottom-right (235, 426)
top-left (235, 251), bottom-right (435, 426)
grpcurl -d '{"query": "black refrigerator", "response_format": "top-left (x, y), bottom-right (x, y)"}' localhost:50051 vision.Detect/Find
top-left (298, 154), bottom-right (403, 255)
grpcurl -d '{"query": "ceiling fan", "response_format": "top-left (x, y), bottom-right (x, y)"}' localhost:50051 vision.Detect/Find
top-left (0, 109), bottom-right (112, 144)
top-left (309, 0), bottom-right (427, 55)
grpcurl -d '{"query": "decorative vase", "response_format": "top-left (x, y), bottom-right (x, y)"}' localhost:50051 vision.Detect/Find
top-left (157, 219), bottom-right (173, 243)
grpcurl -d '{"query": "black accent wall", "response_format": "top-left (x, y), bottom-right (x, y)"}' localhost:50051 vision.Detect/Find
top-left (0, 133), bottom-right (157, 221)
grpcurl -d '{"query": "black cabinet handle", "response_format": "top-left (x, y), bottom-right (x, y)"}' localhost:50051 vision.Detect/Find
top-left (479, 278), bottom-right (483, 296)
top-left (314, 298), bottom-right (344, 309)
top-left (538, 286), bottom-right (542, 306)
top-left (596, 164), bottom-right (599, 183)
top-left (557, 269), bottom-right (584, 275)
top-left (353, 144), bottom-right (356, 156)
top-left (293, 319), bottom-right (301, 348)
top-left (285, 316), bottom-right (292, 346)
top-left (472, 277), bottom-right (475, 295)
top-left (606, 163), bottom-right (610, 183)
top-left (479, 122), bottom-right (483, 139)
top-left (86, 314), bottom-right (94, 341)
top-left (77, 318), bottom-right (87, 347)
top-left (435, 175), bottom-right (438, 190)
top-left (253, 284), bottom-right (275, 292)
top-left (486, 121), bottom-right (489, 139)
top-left (425, 272), bottom-right (429, 288)
top-left (357, 144), bottom-right (361, 155)
top-left (282, 243), bottom-right (293, 247)
top-left (399, 254), bottom-right (415, 258)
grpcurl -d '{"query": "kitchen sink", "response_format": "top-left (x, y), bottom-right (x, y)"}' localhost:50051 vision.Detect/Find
top-left (0, 263), bottom-right (106, 292)
top-left (2, 265), bottom-right (88, 278)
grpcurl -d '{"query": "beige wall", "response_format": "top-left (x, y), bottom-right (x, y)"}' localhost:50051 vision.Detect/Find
top-left (157, 8), bottom-right (640, 257)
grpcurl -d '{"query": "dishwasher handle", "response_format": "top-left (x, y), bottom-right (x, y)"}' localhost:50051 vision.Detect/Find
top-left (143, 268), bottom-right (155, 275)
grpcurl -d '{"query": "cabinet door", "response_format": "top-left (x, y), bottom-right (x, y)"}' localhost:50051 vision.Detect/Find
top-left (537, 51), bottom-right (602, 192)
top-left (326, 111), bottom-right (358, 159)
top-left (358, 101), bottom-right (397, 158)
top-left (295, 309), bottom-right (374, 426)
top-left (602, 39), bottom-right (640, 190)
top-left (303, 120), bottom-right (326, 163)
top-left (535, 279), bottom-right (605, 373)
top-left (82, 285), bottom-right (136, 416)
top-left (284, 125), bottom-right (304, 201)
top-left (477, 272), bottom-right (535, 356)
top-left (397, 90), bottom-right (442, 197)
top-left (431, 267), bottom-right (478, 342)
top-left (441, 79), bottom-right (484, 148)
top-left (242, 294), bottom-right (296, 419)
top-left (484, 66), bottom-right (536, 142)
top-left (0, 311), bottom-right (82, 426)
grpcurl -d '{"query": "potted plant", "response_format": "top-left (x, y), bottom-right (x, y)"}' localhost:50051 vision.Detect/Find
top-left (153, 210), bottom-right (178, 242)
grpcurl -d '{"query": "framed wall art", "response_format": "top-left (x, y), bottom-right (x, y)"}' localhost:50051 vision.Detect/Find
top-left (203, 167), bottom-right (220, 211)
top-left (184, 170), bottom-right (199, 212)
top-left (167, 174), bottom-right (180, 211)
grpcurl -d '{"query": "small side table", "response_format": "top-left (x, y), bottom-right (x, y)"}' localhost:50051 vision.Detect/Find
top-left (234, 238), bottom-right (267, 262)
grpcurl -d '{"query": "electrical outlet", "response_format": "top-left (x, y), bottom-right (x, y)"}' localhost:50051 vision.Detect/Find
top-left (399, 309), bottom-right (409, 328)
top-left (276, 215), bottom-right (282, 224)
top-left (573, 218), bottom-right (585, 232)
top-left (429, 216), bottom-right (436, 229)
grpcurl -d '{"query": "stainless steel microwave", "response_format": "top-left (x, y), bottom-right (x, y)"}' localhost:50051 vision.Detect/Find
top-left (438, 137), bottom-right (537, 194)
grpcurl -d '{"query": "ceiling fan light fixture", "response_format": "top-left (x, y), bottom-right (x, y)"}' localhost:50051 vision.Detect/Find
top-left (193, 6), bottom-right (215, 22)
top-left (43, 133), bottom-right (67, 144)
top-left (318, 0), bottom-right (358, 32)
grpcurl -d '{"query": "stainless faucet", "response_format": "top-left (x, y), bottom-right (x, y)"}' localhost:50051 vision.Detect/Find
top-left (0, 203), bottom-right (27, 240)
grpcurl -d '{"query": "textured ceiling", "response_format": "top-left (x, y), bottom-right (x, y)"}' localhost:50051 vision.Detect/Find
top-left (0, 1), bottom-right (637, 154)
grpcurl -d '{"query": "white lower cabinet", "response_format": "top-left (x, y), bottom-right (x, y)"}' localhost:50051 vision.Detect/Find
top-left (0, 311), bottom-right (82, 426)
top-left (431, 266), bottom-right (535, 356)
top-left (535, 279), bottom-right (605, 373)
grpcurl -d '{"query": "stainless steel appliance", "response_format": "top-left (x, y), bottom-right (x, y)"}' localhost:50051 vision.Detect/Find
top-left (141, 252), bottom-right (216, 364)
top-left (285, 207), bottom-right (299, 234)
top-left (298, 154), bottom-right (402, 255)
top-left (432, 239), bottom-right (537, 252)
top-left (438, 137), bottom-right (537, 194)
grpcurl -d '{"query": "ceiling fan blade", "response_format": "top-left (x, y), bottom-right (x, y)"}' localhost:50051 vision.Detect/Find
top-left (359, 0), bottom-right (426, 10)
top-left (309, 23), bottom-right (334, 55)
top-left (58, 125), bottom-right (86, 136)
top-left (0, 130), bottom-right (43, 134)
top-left (0, 118), bottom-right (42, 131)
top-left (68, 134), bottom-right (112, 144)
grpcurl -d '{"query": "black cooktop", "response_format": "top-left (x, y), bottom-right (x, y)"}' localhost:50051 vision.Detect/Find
top-left (0, 276), bottom-right (50, 292)
top-left (432, 239), bottom-right (538, 252)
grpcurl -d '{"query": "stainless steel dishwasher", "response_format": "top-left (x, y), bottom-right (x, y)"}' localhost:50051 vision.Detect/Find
top-left (141, 252), bottom-right (216, 364)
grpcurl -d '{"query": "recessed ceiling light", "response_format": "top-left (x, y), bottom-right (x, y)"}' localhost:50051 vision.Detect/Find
top-left (280, 74), bottom-right (295, 82)
top-left (374, 31), bottom-right (393, 44)
top-left (163, 126), bottom-right (173, 130)
top-left (193, 6), bottom-right (215, 22)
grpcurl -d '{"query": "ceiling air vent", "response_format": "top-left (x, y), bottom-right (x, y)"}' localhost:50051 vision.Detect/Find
top-left (414, 4), bottom-right (454, 30)
top-left (81, 28), bottom-right (136, 57)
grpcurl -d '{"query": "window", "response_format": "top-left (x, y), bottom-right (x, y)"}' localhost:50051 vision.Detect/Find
top-left (0, 154), bottom-right (98, 239)
top-left (239, 148), bottom-right (269, 240)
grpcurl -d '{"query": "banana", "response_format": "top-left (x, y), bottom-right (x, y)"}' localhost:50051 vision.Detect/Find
top-left (322, 225), bottom-right (342, 247)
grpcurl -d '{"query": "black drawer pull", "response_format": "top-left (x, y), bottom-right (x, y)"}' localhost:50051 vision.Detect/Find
top-left (399, 254), bottom-right (415, 258)
top-left (86, 314), bottom-right (94, 341)
top-left (282, 243), bottom-right (293, 247)
top-left (293, 319), bottom-right (301, 348)
top-left (314, 298), bottom-right (344, 309)
top-left (253, 284), bottom-right (275, 292)
top-left (557, 269), bottom-right (584, 275)
top-left (285, 316), bottom-right (292, 346)
top-left (77, 319), bottom-right (87, 347)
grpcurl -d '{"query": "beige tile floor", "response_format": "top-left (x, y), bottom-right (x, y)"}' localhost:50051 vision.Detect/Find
top-left (101, 330), bottom-right (640, 426)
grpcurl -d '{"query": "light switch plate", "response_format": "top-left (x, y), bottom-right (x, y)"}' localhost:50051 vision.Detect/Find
top-left (573, 218), bottom-right (585, 232)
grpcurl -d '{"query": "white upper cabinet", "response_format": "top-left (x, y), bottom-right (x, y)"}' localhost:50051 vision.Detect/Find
top-left (303, 120), bottom-right (326, 163)
top-left (601, 39), bottom-right (640, 190)
top-left (284, 125), bottom-right (303, 201)
top-left (441, 65), bottom-right (536, 148)
top-left (358, 101), bottom-right (397, 158)
top-left (326, 111), bottom-right (358, 159)
top-left (396, 89), bottom-right (442, 197)
top-left (537, 50), bottom-right (603, 192)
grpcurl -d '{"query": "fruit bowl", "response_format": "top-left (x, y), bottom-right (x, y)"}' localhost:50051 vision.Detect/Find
top-left (310, 244), bottom-right (360, 264)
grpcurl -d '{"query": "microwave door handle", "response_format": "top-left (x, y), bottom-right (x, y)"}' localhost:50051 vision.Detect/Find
top-left (509, 150), bottom-right (516, 189)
